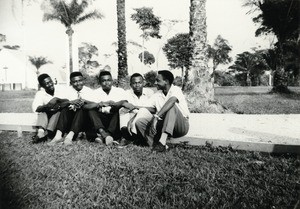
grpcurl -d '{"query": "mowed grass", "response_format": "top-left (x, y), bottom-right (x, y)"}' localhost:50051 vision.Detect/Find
top-left (0, 132), bottom-right (299, 209)
top-left (215, 86), bottom-right (300, 114)
top-left (0, 90), bottom-right (35, 113)
top-left (0, 88), bottom-right (300, 208)
top-left (2, 86), bottom-right (300, 114)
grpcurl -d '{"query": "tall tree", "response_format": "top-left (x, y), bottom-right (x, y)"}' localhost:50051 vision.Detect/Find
top-left (207, 35), bottom-right (232, 73)
top-left (42, 0), bottom-right (103, 76)
top-left (244, 0), bottom-right (300, 92)
top-left (188, 0), bottom-right (226, 112)
top-left (162, 33), bottom-right (191, 88)
top-left (117, 0), bottom-right (128, 86)
top-left (28, 56), bottom-right (52, 75)
top-left (131, 7), bottom-right (161, 66)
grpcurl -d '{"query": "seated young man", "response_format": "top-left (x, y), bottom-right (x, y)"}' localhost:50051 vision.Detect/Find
top-left (119, 73), bottom-right (153, 145)
top-left (83, 71), bottom-right (127, 145)
top-left (134, 70), bottom-right (190, 152)
top-left (32, 74), bottom-right (68, 143)
top-left (48, 72), bottom-right (95, 146)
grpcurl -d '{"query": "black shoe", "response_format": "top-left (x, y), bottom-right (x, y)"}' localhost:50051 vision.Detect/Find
top-left (152, 142), bottom-right (168, 152)
top-left (118, 138), bottom-right (132, 147)
top-left (32, 135), bottom-right (48, 144)
top-left (47, 131), bottom-right (55, 139)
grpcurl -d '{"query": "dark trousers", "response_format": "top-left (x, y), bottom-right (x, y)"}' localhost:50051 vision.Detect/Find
top-left (57, 108), bottom-right (97, 141)
top-left (88, 109), bottom-right (121, 139)
top-left (56, 108), bottom-right (76, 133)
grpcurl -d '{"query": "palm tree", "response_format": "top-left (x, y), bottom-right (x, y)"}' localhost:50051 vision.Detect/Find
top-left (28, 56), bottom-right (52, 75)
top-left (229, 51), bottom-right (268, 86)
top-left (188, 0), bottom-right (227, 113)
top-left (116, 0), bottom-right (128, 87)
top-left (42, 0), bottom-right (103, 76)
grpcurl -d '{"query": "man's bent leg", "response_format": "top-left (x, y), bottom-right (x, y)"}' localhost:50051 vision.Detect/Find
top-left (153, 106), bottom-right (189, 152)
top-left (47, 112), bottom-right (60, 132)
top-left (88, 110), bottom-right (114, 145)
top-left (119, 108), bottom-right (131, 129)
top-left (107, 111), bottom-right (120, 140)
top-left (135, 108), bottom-right (154, 147)
top-left (33, 113), bottom-right (48, 143)
top-left (161, 105), bottom-right (189, 138)
top-left (56, 108), bottom-right (76, 134)
top-left (36, 113), bottom-right (48, 130)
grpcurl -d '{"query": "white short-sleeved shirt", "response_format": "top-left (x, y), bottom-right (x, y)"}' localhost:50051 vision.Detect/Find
top-left (89, 86), bottom-right (126, 103)
top-left (126, 88), bottom-right (154, 107)
top-left (65, 86), bottom-right (94, 101)
top-left (150, 85), bottom-right (190, 118)
top-left (32, 85), bottom-right (66, 112)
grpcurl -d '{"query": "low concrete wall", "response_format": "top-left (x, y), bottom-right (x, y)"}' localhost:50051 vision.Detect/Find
top-left (0, 113), bottom-right (299, 154)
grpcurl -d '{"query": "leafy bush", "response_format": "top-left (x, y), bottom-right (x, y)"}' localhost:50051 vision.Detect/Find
top-left (81, 72), bottom-right (99, 89)
top-left (173, 76), bottom-right (183, 87)
top-left (144, 70), bottom-right (157, 87)
top-left (138, 51), bottom-right (155, 65)
top-left (214, 70), bottom-right (237, 86)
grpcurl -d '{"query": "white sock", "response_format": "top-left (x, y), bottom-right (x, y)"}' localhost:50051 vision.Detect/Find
top-left (53, 130), bottom-right (63, 140)
top-left (159, 133), bottom-right (168, 145)
top-left (65, 131), bottom-right (75, 140)
top-left (37, 129), bottom-right (45, 138)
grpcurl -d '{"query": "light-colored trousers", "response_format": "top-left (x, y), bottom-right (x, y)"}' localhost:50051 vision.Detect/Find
top-left (36, 112), bottom-right (60, 132)
top-left (119, 108), bottom-right (137, 129)
top-left (135, 106), bottom-right (189, 147)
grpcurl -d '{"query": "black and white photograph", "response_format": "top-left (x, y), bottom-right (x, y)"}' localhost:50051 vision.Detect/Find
top-left (0, 0), bottom-right (299, 208)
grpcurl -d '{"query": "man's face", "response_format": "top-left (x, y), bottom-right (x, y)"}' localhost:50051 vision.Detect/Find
top-left (70, 75), bottom-right (84, 91)
top-left (130, 76), bottom-right (143, 95)
top-left (41, 77), bottom-right (54, 92)
top-left (155, 74), bottom-right (166, 90)
top-left (100, 75), bottom-right (113, 92)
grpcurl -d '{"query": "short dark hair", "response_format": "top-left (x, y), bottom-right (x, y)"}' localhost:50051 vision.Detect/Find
top-left (99, 71), bottom-right (112, 79)
top-left (130, 73), bottom-right (144, 82)
top-left (38, 73), bottom-right (50, 86)
top-left (70, 71), bottom-right (83, 80)
top-left (158, 70), bottom-right (174, 84)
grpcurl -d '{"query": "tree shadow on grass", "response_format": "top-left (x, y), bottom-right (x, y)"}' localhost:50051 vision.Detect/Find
top-left (0, 152), bottom-right (22, 209)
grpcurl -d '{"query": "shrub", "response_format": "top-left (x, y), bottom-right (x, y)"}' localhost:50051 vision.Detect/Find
top-left (144, 70), bottom-right (157, 87)
top-left (82, 72), bottom-right (99, 89)
top-left (214, 70), bottom-right (237, 86)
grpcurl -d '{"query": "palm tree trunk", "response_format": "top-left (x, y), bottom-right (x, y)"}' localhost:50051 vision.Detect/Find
top-left (117, 0), bottom-right (128, 87)
top-left (188, 0), bottom-right (227, 113)
top-left (66, 27), bottom-right (74, 76)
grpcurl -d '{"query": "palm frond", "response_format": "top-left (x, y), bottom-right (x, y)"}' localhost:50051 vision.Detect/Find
top-left (76, 11), bottom-right (104, 24)
top-left (43, 13), bottom-right (69, 27)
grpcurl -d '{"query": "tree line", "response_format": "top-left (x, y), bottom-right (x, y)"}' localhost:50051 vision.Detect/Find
top-left (2, 0), bottom-right (299, 112)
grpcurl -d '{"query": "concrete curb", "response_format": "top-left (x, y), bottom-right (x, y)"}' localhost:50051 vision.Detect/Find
top-left (0, 113), bottom-right (299, 154)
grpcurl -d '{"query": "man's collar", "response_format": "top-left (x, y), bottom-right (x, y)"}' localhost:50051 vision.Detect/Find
top-left (130, 89), bottom-right (145, 97)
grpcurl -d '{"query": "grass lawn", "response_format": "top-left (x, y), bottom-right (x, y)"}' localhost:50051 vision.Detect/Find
top-left (0, 90), bottom-right (35, 113)
top-left (215, 86), bottom-right (300, 114)
top-left (0, 132), bottom-right (299, 209)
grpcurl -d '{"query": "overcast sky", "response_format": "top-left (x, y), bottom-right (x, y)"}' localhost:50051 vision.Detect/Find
top-left (0, 0), bottom-right (274, 78)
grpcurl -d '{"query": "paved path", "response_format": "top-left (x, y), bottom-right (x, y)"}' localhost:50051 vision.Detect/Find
top-left (0, 113), bottom-right (300, 153)
top-left (170, 113), bottom-right (300, 154)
